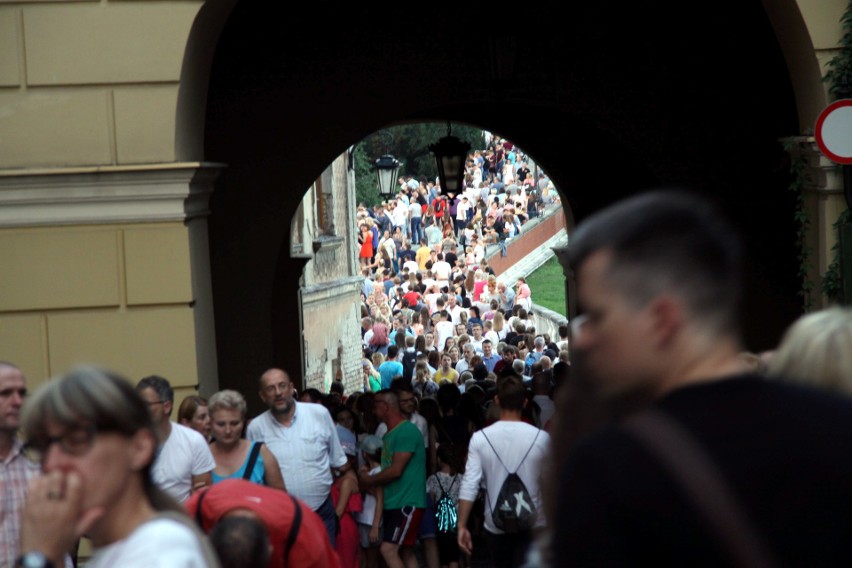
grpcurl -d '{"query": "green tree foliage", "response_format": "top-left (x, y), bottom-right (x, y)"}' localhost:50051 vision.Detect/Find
top-left (353, 144), bottom-right (380, 208)
top-left (823, 1), bottom-right (852, 97)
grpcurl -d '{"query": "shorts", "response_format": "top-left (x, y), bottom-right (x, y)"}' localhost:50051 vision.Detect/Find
top-left (383, 506), bottom-right (425, 547)
top-left (358, 522), bottom-right (382, 549)
top-left (419, 494), bottom-right (437, 539)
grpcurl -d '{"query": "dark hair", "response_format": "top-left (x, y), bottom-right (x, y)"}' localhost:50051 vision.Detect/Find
top-left (387, 344), bottom-right (400, 359)
top-left (436, 382), bottom-right (461, 413)
top-left (567, 190), bottom-right (744, 335)
top-left (300, 388), bottom-right (324, 403)
top-left (210, 516), bottom-right (271, 568)
top-left (436, 444), bottom-right (458, 474)
top-left (136, 374), bottom-right (174, 404)
top-left (496, 375), bottom-right (527, 411)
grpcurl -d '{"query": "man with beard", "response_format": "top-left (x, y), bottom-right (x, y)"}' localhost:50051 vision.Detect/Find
top-left (248, 368), bottom-right (351, 546)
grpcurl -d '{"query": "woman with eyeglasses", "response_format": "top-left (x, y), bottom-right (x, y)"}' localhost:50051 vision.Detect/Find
top-left (18, 367), bottom-right (218, 568)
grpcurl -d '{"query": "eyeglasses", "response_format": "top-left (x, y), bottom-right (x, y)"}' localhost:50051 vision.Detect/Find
top-left (23, 425), bottom-right (98, 462)
top-left (145, 399), bottom-right (166, 407)
top-left (262, 382), bottom-right (291, 395)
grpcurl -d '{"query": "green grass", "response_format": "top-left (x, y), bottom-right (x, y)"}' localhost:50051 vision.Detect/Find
top-left (525, 256), bottom-right (567, 316)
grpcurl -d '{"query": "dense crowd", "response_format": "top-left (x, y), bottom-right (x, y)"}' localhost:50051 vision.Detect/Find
top-left (8, 184), bottom-right (852, 568)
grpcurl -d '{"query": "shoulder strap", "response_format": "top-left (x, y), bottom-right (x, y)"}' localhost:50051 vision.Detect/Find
top-left (284, 494), bottom-right (303, 560)
top-left (481, 427), bottom-right (540, 474)
top-left (243, 442), bottom-right (263, 480)
top-left (622, 410), bottom-right (778, 568)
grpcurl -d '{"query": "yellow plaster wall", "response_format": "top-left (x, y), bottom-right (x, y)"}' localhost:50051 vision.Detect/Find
top-left (796, 0), bottom-right (847, 49)
top-left (0, 1), bottom-right (202, 169)
top-left (0, 223), bottom-right (200, 386)
top-left (0, 8), bottom-right (18, 87)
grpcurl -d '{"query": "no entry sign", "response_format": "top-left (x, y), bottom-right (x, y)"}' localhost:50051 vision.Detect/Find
top-left (815, 99), bottom-right (852, 165)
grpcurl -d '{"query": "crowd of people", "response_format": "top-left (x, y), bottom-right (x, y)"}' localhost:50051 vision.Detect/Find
top-left (356, 138), bottom-right (559, 277)
top-left (6, 184), bottom-right (852, 568)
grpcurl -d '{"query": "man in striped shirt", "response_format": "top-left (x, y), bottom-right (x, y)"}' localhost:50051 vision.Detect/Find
top-left (0, 362), bottom-right (40, 568)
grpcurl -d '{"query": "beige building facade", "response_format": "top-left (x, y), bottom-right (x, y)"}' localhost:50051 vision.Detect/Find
top-left (0, 0), bottom-right (849, 399)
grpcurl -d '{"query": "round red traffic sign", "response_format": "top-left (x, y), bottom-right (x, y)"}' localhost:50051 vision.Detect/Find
top-left (815, 99), bottom-right (852, 165)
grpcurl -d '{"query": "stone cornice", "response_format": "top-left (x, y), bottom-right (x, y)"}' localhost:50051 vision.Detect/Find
top-left (0, 162), bottom-right (225, 227)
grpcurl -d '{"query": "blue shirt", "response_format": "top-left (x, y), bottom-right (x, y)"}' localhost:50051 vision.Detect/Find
top-left (379, 360), bottom-right (404, 389)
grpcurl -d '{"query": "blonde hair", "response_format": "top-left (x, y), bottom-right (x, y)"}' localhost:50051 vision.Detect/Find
top-left (494, 311), bottom-right (505, 332)
top-left (767, 307), bottom-right (852, 394)
top-left (208, 389), bottom-right (248, 419)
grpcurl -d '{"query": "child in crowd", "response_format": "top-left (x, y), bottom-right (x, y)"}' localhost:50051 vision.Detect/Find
top-left (355, 435), bottom-right (384, 568)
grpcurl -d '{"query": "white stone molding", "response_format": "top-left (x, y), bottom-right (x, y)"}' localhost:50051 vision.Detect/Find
top-left (0, 162), bottom-right (225, 227)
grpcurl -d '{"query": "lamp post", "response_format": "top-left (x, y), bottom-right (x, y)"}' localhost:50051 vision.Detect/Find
top-left (373, 154), bottom-right (401, 200)
top-left (430, 123), bottom-right (471, 196)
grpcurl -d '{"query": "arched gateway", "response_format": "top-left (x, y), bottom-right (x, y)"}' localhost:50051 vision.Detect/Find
top-left (0, 0), bottom-right (843, 407)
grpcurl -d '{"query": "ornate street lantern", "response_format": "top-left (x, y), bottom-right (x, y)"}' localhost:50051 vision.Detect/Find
top-left (429, 123), bottom-right (471, 195)
top-left (373, 154), bottom-right (401, 199)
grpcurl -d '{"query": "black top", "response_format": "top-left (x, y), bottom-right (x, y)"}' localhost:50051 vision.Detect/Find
top-left (553, 375), bottom-right (852, 567)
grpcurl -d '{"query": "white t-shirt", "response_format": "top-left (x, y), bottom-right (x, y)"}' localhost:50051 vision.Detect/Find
top-left (432, 261), bottom-right (452, 282)
top-left (87, 517), bottom-right (209, 567)
top-left (354, 465), bottom-right (383, 526)
top-left (435, 320), bottom-right (455, 351)
top-left (152, 423), bottom-right (215, 503)
top-left (459, 420), bottom-right (550, 534)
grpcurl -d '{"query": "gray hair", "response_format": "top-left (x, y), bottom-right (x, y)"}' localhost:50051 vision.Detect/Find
top-left (208, 389), bottom-right (248, 419)
top-left (23, 366), bottom-right (180, 513)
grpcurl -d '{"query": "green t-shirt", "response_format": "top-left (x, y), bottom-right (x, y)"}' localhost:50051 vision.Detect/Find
top-left (369, 375), bottom-right (382, 393)
top-left (382, 420), bottom-right (427, 509)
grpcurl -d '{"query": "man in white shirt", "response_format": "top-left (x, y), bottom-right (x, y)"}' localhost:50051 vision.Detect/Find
top-left (455, 196), bottom-right (470, 236)
top-left (432, 253), bottom-right (452, 287)
top-left (457, 376), bottom-right (549, 566)
top-left (247, 368), bottom-right (352, 546)
top-left (137, 375), bottom-right (215, 503)
top-left (445, 293), bottom-right (464, 324)
top-left (469, 323), bottom-right (485, 355)
top-left (455, 343), bottom-right (475, 375)
top-left (435, 310), bottom-right (455, 352)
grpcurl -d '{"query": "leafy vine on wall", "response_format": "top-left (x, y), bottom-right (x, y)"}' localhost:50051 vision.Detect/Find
top-left (783, 139), bottom-right (815, 310)
top-left (819, 0), bottom-right (852, 303)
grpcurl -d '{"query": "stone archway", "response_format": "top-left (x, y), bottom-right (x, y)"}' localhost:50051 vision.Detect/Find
top-left (173, 0), bottom-right (812, 402)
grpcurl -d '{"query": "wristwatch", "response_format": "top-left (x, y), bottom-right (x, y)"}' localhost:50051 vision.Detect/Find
top-left (15, 552), bottom-right (55, 568)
